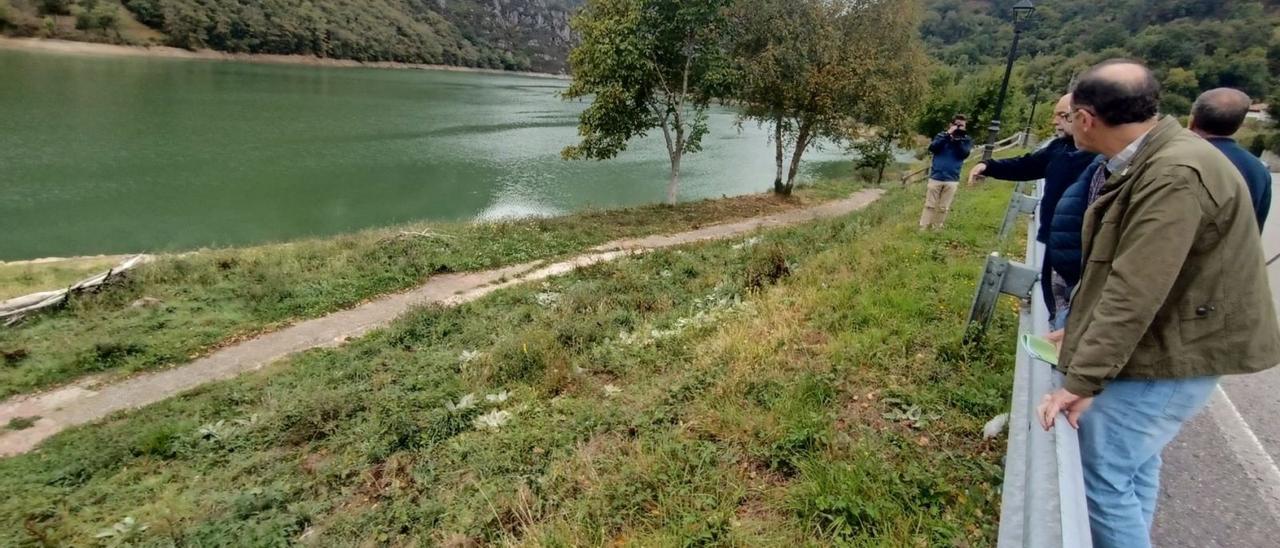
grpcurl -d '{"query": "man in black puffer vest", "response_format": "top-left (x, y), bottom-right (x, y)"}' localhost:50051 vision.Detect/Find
top-left (1046, 157), bottom-right (1105, 328)
top-left (968, 93), bottom-right (1099, 325)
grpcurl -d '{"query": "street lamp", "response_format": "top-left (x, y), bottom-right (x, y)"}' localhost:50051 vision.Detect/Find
top-left (982, 0), bottom-right (1036, 161)
top-left (1022, 82), bottom-right (1043, 147)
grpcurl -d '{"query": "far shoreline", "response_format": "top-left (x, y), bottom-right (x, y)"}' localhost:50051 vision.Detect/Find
top-left (0, 36), bottom-right (570, 80)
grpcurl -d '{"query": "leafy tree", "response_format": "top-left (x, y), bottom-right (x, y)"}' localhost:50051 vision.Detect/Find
top-left (731, 0), bottom-right (928, 195)
top-left (561, 0), bottom-right (732, 205)
top-left (76, 0), bottom-right (119, 32)
top-left (1164, 67), bottom-right (1199, 99)
top-left (1161, 94), bottom-right (1193, 116)
top-left (852, 133), bottom-right (897, 186)
top-left (38, 0), bottom-right (70, 16)
top-left (1195, 47), bottom-right (1272, 98)
top-left (1085, 22), bottom-right (1126, 51)
top-left (916, 65), bottom-right (1029, 143)
top-left (1132, 24), bottom-right (1201, 67)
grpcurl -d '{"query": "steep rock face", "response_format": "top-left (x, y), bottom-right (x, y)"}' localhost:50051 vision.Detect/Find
top-left (433, 0), bottom-right (583, 73)
top-left (0, 0), bottom-right (585, 73)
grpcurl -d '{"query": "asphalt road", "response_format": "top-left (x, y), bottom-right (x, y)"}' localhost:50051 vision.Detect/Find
top-left (1152, 173), bottom-right (1280, 548)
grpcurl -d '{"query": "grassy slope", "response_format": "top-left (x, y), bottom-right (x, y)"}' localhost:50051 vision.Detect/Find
top-left (0, 257), bottom-right (124, 301)
top-left (0, 181), bottom-right (859, 399)
top-left (1, 182), bottom-right (1022, 546)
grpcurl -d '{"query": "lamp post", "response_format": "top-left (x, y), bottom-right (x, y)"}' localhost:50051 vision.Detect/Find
top-left (1022, 83), bottom-right (1042, 147)
top-left (982, 0), bottom-right (1036, 161)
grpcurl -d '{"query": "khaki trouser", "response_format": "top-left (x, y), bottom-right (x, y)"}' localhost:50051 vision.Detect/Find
top-left (919, 179), bottom-right (958, 229)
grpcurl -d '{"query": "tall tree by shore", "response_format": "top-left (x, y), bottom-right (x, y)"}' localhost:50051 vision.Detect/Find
top-left (561, 0), bottom-right (733, 205)
top-left (729, 0), bottom-right (929, 195)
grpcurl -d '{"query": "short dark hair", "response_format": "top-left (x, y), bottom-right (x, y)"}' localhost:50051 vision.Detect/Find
top-left (1071, 59), bottom-right (1161, 126)
top-left (953, 114), bottom-right (967, 122)
top-left (1191, 88), bottom-right (1252, 137)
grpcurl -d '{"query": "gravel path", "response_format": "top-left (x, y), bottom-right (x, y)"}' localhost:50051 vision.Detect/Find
top-left (0, 189), bottom-right (883, 456)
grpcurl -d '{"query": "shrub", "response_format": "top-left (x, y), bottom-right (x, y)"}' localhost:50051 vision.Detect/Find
top-left (38, 0), bottom-right (70, 16)
top-left (743, 242), bottom-right (791, 291)
top-left (1249, 134), bottom-right (1268, 157)
top-left (131, 421), bottom-right (188, 458)
top-left (76, 341), bottom-right (146, 372)
top-left (75, 1), bottom-right (119, 32)
top-left (1, 346), bottom-right (29, 366)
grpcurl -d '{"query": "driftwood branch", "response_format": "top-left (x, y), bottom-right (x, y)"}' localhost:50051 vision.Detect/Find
top-left (0, 254), bottom-right (152, 326)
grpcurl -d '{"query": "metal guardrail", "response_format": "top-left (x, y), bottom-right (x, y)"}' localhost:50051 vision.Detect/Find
top-left (901, 163), bottom-right (930, 186)
top-left (986, 179), bottom-right (1093, 548)
top-left (993, 131), bottom-right (1027, 153)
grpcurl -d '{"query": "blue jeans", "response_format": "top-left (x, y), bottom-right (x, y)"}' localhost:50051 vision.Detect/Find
top-left (1077, 376), bottom-right (1220, 548)
top-left (1051, 307), bottom-right (1069, 330)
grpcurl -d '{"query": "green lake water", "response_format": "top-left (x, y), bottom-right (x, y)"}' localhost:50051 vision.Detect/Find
top-left (0, 47), bottom-right (857, 260)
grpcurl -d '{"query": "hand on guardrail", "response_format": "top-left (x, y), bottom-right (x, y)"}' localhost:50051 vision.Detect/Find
top-left (1046, 329), bottom-right (1064, 353)
top-left (1038, 388), bottom-right (1094, 431)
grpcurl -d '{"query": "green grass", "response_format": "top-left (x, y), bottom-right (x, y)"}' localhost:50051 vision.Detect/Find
top-left (0, 180), bottom-right (862, 399)
top-left (0, 257), bottom-right (125, 301)
top-left (0, 181), bottom-right (1022, 546)
top-left (4, 416), bottom-right (36, 431)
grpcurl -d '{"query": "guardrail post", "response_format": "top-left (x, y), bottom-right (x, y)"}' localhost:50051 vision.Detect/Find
top-left (998, 181), bottom-right (1039, 241)
top-left (965, 252), bottom-right (1039, 343)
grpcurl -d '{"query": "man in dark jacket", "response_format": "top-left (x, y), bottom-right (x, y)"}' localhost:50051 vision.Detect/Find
top-left (969, 93), bottom-right (1099, 322)
top-left (1045, 157), bottom-right (1104, 328)
top-left (919, 114), bottom-right (973, 229)
top-left (1190, 88), bottom-right (1272, 230)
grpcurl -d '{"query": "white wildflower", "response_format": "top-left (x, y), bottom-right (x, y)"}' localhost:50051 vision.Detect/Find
top-left (197, 420), bottom-right (230, 441)
top-left (731, 236), bottom-right (762, 250)
top-left (474, 410), bottom-right (512, 430)
top-left (95, 517), bottom-right (147, 540)
top-left (446, 393), bottom-right (478, 412)
top-left (486, 391), bottom-right (511, 404)
top-left (534, 291), bottom-right (561, 307)
top-left (983, 413), bottom-right (1010, 439)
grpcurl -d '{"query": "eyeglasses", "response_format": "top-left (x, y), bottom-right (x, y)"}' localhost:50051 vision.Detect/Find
top-left (1069, 107), bottom-right (1096, 121)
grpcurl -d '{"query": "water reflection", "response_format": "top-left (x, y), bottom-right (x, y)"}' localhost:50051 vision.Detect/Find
top-left (0, 48), bottom-right (866, 260)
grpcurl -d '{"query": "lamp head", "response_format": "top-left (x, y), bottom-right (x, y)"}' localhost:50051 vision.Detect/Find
top-left (1013, 0), bottom-right (1036, 24)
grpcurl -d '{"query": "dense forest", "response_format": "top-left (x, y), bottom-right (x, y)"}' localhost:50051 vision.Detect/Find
top-left (927, 0), bottom-right (1279, 103)
top-left (0, 0), bottom-right (585, 72)
top-left (917, 0), bottom-right (1280, 138)
top-left (3, 0), bottom-right (1277, 94)
top-left (2, 0), bottom-right (1277, 147)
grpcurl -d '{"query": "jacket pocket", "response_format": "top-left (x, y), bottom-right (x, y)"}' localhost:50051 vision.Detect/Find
top-left (1178, 291), bottom-right (1226, 345)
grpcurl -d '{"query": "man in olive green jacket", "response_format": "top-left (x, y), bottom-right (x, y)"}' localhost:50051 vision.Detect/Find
top-left (1037, 60), bottom-right (1280, 548)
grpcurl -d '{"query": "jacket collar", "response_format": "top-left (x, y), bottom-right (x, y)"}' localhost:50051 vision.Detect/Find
top-left (1100, 116), bottom-right (1183, 191)
top-left (1080, 117), bottom-right (1184, 260)
top-left (1105, 128), bottom-right (1153, 175)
